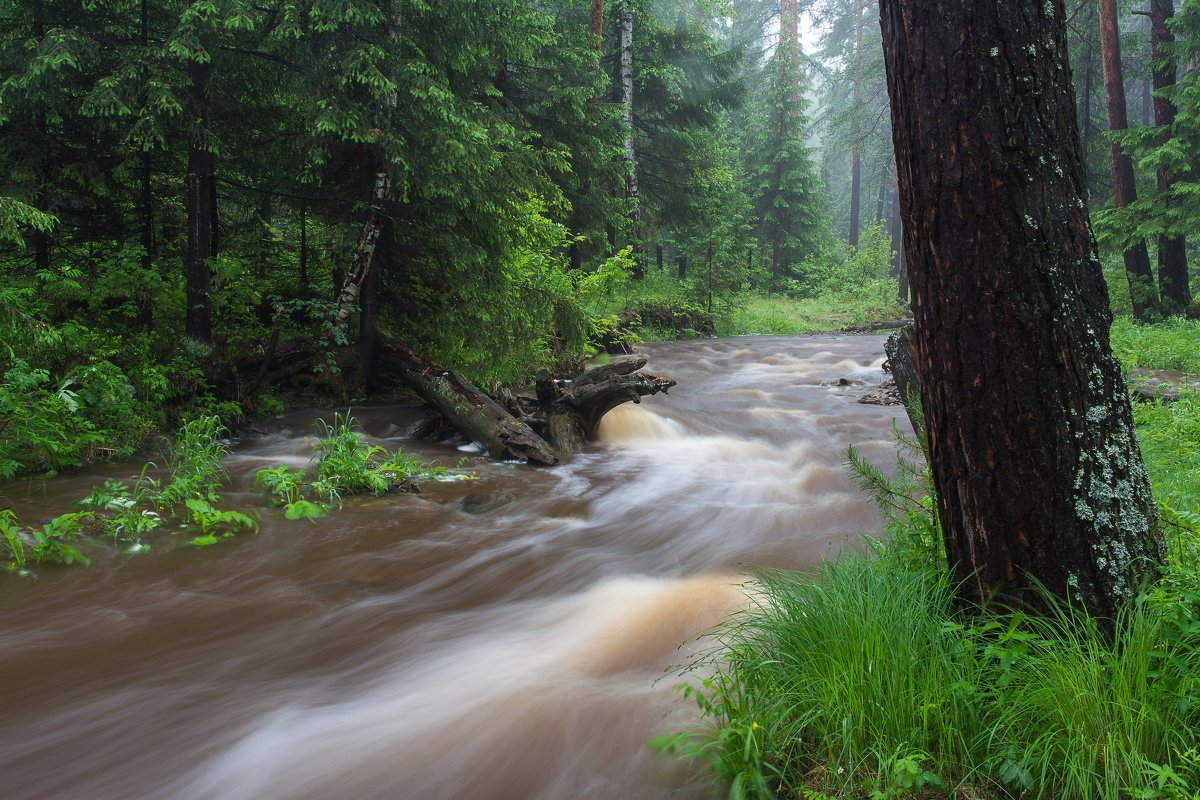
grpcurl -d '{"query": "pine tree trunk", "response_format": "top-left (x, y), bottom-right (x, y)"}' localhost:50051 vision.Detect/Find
top-left (299, 206), bottom-right (308, 286)
top-left (619, 2), bottom-right (642, 279)
top-left (185, 57), bottom-right (214, 343)
top-left (1150, 0), bottom-right (1190, 313)
top-left (788, 0), bottom-right (800, 117)
top-left (847, 0), bottom-right (864, 248)
top-left (1100, 0), bottom-right (1160, 320)
top-left (880, 0), bottom-right (1164, 621)
top-left (590, 0), bottom-right (603, 49)
top-left (138, 0), bottom-right (152, 295)
top-left (875, 162), bottom-right (887, 223)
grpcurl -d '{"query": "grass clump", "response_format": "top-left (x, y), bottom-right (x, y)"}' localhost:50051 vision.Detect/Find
top-left (255, 412), bottom-right (458, 519)
top-left (657, 425), bottom-right (1200, 800)
top-left (659, 556), bottom-right (1200, 799)
top-left (1110, 315), bottom-right (1200, 374)
top-left (1111, 314), bottom-right (1200, 578)
top-left (2, 415), bottom-right (257, 571)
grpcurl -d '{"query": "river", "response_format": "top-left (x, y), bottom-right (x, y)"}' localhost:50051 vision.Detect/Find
top-left (0, 334), bottom-right (905, 800)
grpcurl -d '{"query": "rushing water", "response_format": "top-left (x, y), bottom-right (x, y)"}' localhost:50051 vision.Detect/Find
top-left (0, 335), bottom-right (905, 800)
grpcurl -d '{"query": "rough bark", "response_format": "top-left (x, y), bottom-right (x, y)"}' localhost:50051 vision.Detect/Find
top-left (380, 342), bottom-right (674, 463)
top-left (1150, 0), bottom-right (1190, 313)
top-left (884, 326), bottom-right (921, 435)
top-left (333, 170), bottom-right (388, 329)
top-left (880, 0), bottom-right (1164, 621)
top-left (847, 0), bottom-right (864, 248)
top-left (619, 1), bottom-right (643, 279)
top-left (185, 57), bottom-right (214, 343)
top-left (888, 166), bottom-right (905, 302)
top-left (383, 341), bottom-right (559, 465)
top-left (1100, 0), bottom-right (1160, 320)
top-left (590, 0), bottom-right (603, 51)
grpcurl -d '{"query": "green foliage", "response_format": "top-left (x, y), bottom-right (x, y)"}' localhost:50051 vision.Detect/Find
top-left (255, 412), bottom-right (458, 518)
top-left (1110, 315), bottom-right (1200, 373)
top-left (1110, 315), bottom-right (1200, 570)
top-left (79, 415), bottom-right (255, 545)
top-left (815, 221), bottom-right (899, 310)
top-left (738, 38), bottom-right (832, 292)
top-left (1092, 5), bottom-right (1200, 264)
top-left (3, 414), bottom-right (254, 572)
top-left (659, 547), bottom-right (1200, 800)
top-left (0, 508), bottom-right (90, 571)
top-left (0, 284), bottom-right (208, 478)
top-left (0, 196), bottom-right (55, 245)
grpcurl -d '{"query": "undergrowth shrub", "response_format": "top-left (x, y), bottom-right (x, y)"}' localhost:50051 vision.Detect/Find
top-left (0, 287), bottom-right (206, 477)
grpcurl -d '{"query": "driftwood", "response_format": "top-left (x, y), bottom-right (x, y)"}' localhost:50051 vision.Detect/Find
top-left (523, 357), bottom-right (676, 448)
top-left (842, 318), bottom-right (913, 333)
top-left (382, 340), bottom-right (559, 465)
top-left (379, 340), bottom-right (675, 463)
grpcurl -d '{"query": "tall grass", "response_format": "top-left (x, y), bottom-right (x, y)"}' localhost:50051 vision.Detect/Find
top-left (659, 403), bottom-right (1200, 799)
top-left (660, 546), bottom-right (1200, 799)
top-left (1110, 315), bottom-right (1200, 373)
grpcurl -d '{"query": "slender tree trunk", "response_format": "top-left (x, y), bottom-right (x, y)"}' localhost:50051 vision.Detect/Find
top-left (299, 206), bottom-right (308, 286)
top-left (789, 0), bottom-right (800, 117)
top-left (355, 149), bottom-right (383, 374)
top-left (771, 0), bottom-right (787, 286)
top-left (333, 169), bottom-right (388, 330)
top-left (255, 192), bottom-right (272, 323)
top-left (880, 0), bottom-right (1163, 620)
top-left (1100, 0), bottom-right (1160, 320)
top-left (847, 0), bottom-right (864, 248)
top-left (139, 0), bottom-right (153, 288)
top-left (591, 0), bottom-right (603, 51)
top-left (1141, 11), bottom-right (1154, 128)
top-left (31, 1), bottom-right (50, 271)
top-left (619, 1), bottom-right (642, 279)
top-left (185, 58), bottom-right (214, 343)
top-left (874, 162), bottom-right (887, 223)
top-left (1150, 0), bottom-right (1190, 313)
top-left (566, 0), bottom-right (604, 273)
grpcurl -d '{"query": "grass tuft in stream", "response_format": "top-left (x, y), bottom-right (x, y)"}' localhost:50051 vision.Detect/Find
top-left (255, 412), bottom-right (458, 519)
top-left (1, 415), bottom-right (256, 571)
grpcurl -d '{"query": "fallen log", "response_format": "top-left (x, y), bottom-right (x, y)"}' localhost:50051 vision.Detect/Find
top-left (379, 340), bottom-right (675, 462)
top-left (842, 318), bottom-right (914, 333)
top-left (512, 357), bottom-right (676, 450)
top-left (562, 364), bottom-right (675, 439)
top-left (381, 340), bottom-right (559, 465)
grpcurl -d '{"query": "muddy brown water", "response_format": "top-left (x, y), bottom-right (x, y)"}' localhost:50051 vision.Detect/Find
top-left (0, 335), bottom-right (905, 800)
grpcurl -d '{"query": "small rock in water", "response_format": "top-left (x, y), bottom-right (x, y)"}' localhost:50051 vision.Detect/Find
top-left (859, 379), bottom-right (902, 406)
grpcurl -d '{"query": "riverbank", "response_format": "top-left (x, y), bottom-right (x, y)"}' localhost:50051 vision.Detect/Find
top-left (656, 315), bottom-right (1200, 799)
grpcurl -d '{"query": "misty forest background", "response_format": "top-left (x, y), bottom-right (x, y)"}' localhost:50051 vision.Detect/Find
top-left (2, 0), bottom-right (1199, 476)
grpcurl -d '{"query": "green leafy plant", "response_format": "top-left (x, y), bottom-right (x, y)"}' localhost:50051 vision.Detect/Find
top-left (1, 508), bottom-right (90, 571)
top-left (255, 412), bottom-right (458, 518)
